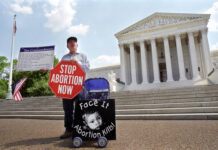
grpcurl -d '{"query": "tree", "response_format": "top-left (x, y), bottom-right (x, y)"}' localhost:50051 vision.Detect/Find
top-left (0, 56), bottom-right (9, 98)
top-left (0, 79), bottom-right (8, 99)
top-left (0, 56), bottom-right (9, 79)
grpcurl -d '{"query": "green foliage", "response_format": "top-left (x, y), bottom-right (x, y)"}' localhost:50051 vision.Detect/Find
top-left (0, 90), bottom-right (7, 99)
top-left (0, 56), bottom-right (9, 79)
top-left (0, 79), bottom-right (8, 90)
top-left (0, 56), bottom-right (9, 72)
top-left (25, 72), bottom-right (53, 97)
top-left (54, 56), bottom-right (59, 66)
top-left (0, 79), bottom-right (8, 99)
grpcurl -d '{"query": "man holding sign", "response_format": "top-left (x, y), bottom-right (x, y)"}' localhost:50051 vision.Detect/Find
top-left (60, 37), bottom-right (90, 139)
top-left (41, 37), bottom-right (90, 139)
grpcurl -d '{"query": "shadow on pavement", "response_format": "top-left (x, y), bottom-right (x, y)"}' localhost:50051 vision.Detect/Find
top-left (55, 138), bottom-right (98, 149)
top-left (3, 137), bottom-right (59, 148)
top-left (3, 137), bottom-right (99, 149)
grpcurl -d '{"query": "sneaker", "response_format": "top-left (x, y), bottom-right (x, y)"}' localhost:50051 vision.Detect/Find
top-left (60, 130), bottom-right (72, 139)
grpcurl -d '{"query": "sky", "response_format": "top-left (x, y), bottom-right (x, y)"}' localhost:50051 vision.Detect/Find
top-left (0, 0), bottom-right (218, 69)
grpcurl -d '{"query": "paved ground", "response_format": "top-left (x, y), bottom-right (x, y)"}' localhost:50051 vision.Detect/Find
top-left (0, 119), bottom-right (217, 150)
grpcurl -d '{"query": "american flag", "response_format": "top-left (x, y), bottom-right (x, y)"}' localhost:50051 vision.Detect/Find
top-left (13, 77), bottom-right (28, 101)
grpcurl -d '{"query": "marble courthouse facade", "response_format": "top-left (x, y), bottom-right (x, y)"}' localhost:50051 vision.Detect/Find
top-left (87, 13), bottom-right (216, 91)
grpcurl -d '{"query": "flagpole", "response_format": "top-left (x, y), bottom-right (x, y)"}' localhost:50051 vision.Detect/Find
top-left (6, 14), bottom-right (16, 100)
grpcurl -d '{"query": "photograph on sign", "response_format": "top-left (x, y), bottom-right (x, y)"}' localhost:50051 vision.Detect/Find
top-left (16, 46), bottom-right (55, 71)
top-left (72, 99), bottom-right (116, 141)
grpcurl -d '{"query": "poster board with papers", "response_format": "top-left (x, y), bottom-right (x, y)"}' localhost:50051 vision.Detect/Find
top-left (16, 46), bottom-right (55, 71)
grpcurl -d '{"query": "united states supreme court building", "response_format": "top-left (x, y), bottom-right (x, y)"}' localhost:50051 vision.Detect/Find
top-left (86, 12), bottom-right (218, 91)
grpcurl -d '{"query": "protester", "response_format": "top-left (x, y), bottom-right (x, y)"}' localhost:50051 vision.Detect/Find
top-left (41, 36), bottom-right (90, 139)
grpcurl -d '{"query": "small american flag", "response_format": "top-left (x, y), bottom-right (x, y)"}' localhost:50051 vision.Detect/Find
top-left (13, 77), bottom-right (28, 101)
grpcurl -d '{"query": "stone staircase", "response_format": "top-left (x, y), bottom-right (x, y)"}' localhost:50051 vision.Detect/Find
top-left (112, 84), bottom-right (218, 120)
top-left (0, 84), bottom-right (218, 120)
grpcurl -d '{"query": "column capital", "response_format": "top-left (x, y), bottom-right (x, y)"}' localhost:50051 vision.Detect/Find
top-left (118, 43), bottom-right (124, 48)
top-left (162, 35), bottom-right (169, 39)
top-left (128, 41), bottom-right (135, 45)
top-left (200, 27), bottom-right (208, 34)
top-left (150, 37), bottom-right (156, 41)
top-left (129, 42), bottom-right (134, 47)
top-left (187, 32), bottom-right (194, 37)
top-left (139, 39), bottom-right (145, 43)
top-left (175, 33), bottom-right (181, 38)
top-left (163, 36), bottom-right (169, 41)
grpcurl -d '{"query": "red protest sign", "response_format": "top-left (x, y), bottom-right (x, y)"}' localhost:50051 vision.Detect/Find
top-left (49, 60), bottom-right (86, 99)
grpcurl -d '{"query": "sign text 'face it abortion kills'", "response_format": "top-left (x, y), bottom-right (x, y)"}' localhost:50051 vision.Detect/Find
top-left (49, 61), bottom-right (86, 99)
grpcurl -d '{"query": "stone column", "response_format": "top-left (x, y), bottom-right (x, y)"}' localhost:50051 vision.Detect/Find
top-left (119, 44), bottom-right (127, 85)
top-left (129, 42), bottom-right (137, 85)
top-left (188, 32), bottom-right (199, 80)
top-left (163, 36), bottom-right (174, 82)
top-left (151, 38), bottom-right (160, 83)
top-left (140, 40), bottom-right (148, 83)
top-left (175, 34), bottom-right (187, 81)
top-left (201, 28), bottom-right (213, 76)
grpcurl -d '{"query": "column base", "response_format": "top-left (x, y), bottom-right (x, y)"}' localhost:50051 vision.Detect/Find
top-left (193, 75), bottom-right (202, 81)
top-left (6, 91), bottom-right (13, 100)
top-left (153, 80), bottom-right (160, 84)
top-left (179, 77), bottom-right (187, 82)
top-left (130, 81), bottom-right (137, 86)
top-left (166, 79), bottom-right (174, 82)
top-left (140, 81), bottom-right (149, 85)
top-left (129, 83), bottom-right (138, 90)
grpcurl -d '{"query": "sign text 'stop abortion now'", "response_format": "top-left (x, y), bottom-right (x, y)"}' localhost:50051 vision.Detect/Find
top-left (49, 60), bottom-right (86, 99)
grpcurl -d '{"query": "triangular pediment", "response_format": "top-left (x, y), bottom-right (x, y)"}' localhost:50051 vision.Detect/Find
top-left (115, 12), bottom-right (210, 37)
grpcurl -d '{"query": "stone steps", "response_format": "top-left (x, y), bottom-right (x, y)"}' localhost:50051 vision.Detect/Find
top-left (117, 107), bottom-right (218, 114)
top-left (0, 113), bottom-right (217, 120)
top-left (112, 84), bottom-right (218, 119)
top-left (0, 107), bottom-right (64, 111)
top-left (111, 85), bottom-right (218, 96)
top-left (116, 113), bottom-right (218, 120)
top-left (0, 106), bottom-right (218, 115)
top-left (113, 91), bottom-right (218, 100)
top-left (112, 88), bottom-right (218, 98)
top-left (3, 90), bottom-right (216, 103)
top-left (0, 115), bottom-right (64, 120)
top-left (2, 95), bottom-right (218, 106)
top-left (116, 97), bottom-right (218, 105)
top-left (0, 111), bottom-right (64, 115)
top-left (0, 99), bottom-right (62, 104)
top-left (0, 84), bottom-right (218, 120)
top-left (8, 88), bottom-right (217, 101)
top-left (1, 101), bottom-right (218, 111)
top-left (0, 103), bottom-right (61, 106)
top-left (116, 101), bottom-right (218, 109)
